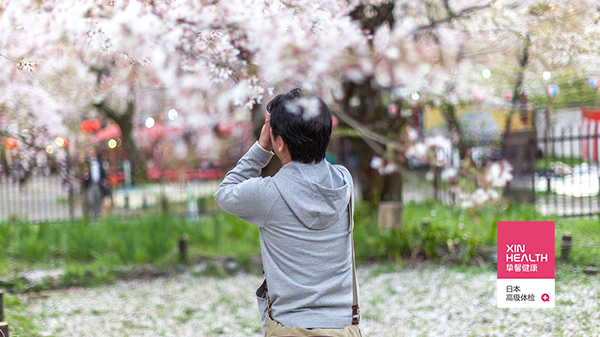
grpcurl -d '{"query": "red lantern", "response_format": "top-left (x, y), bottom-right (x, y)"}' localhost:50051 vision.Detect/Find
top-left (81, 119), bottom-right (101, 133)
top-left (4, 137), bottom-right (18, 149)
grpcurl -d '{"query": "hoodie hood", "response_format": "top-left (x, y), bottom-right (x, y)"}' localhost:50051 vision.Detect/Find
top-left (272, 160), bottom-right (352, 230)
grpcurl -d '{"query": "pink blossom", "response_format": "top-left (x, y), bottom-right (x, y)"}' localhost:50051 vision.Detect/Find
top-left (388, 103), bottom-right (398, 117)
top-left (406, 126), bottom-right (418, 142)
top-left (17, 60), bottom-right (36, 72)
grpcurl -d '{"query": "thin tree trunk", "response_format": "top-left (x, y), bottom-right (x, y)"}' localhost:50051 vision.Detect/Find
top-left (93, 100), bottom-right (147, 184)
top-left (119, 117), bottom-right (147, 184)
top-left (503, 35), bottom-right (531, 143)
top-left (440, 102), bottom-right (467, 159)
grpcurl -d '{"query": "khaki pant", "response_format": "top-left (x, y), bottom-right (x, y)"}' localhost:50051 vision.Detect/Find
top-left (257, 279), bottom-right (362, 337)
top-left (265, 316), bottom-right (361, 337)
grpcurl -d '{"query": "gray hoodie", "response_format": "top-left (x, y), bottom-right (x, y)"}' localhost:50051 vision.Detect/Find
top-left (214, 142), bottom-right (355, 329)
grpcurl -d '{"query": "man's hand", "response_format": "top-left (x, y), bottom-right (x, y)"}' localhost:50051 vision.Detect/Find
top-left (258, 113), bottom-right (273, 152)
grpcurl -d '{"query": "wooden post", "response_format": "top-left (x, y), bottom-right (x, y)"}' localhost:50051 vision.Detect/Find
top-left (433, 167), bottom-right (440, 201)
top-left (378, 202), bottom-right (402, 229)
top-left (561, 234), bottom-right (572, 262)
top-left (178, 236), bottom-right (188, 263)
top-left (197, 197), bottom-right (206, 215)
top-left (0, 289), bottom-right (7, 337)
top-left (0, 322), bottom-right (8, 337)
top-left (160, 194), bottom-right (169, 215)
top-left (421, 218), bottom-right (430, 231)
top-left (0, 290), bottom-right (3, 322)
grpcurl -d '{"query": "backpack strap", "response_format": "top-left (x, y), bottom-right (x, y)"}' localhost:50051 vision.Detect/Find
top-left (349, 194), bottom-right (360, 325)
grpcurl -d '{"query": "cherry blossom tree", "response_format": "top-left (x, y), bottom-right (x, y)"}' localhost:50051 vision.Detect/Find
top-left (1, 0), bottom-right (599, 202)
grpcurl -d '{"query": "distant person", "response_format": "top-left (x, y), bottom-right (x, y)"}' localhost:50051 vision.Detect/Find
top-left (83, 147), bottom-right (106, 219)
top-left (99, 154), bottom-right (112, 206)
top-left (215, 88), bottom-right (360, 335)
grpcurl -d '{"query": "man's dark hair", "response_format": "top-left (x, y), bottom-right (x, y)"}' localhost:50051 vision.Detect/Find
top-left (267, 88), bottom-right (332, 164)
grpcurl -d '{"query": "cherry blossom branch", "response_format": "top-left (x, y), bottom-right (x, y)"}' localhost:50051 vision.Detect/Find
top-left (415, 1), bottom-right (495, 31)
top-left (0, 54), bottom-right (13, 61)
top-left (331, 103), bottom-right (401, 157)
top-left (174, 46), bottom-right (241, 84)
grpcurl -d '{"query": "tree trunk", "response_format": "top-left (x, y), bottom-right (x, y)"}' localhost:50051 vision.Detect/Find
top-left (502, 35), bottom-right (531, 149)
top-left (342, 82), bottom-right (405, 204)
top-left (118, 116), bottom-right (147, 185)
top-left (343, 1), bottom-right (405, 204)
top-left (441, 102), bottom-right (468, 159)
top-left (93, 100), bottom-right (147, 185)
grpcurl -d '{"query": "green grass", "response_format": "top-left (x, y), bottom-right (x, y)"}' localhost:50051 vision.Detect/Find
top-left (0, 201), bottom-right (599, 334)
top-left (355, 201), bottom-right (600, 267)
top-left (556, 216), bottom-right (600, 267)
top-left (0, 211), bottom-right (260, 285)
top-left (4, 293), bottom-right (40, 336)
top-left (0, 201), bottom-right (599, 286)
top-left (535, 156), bottom-right (585, 171)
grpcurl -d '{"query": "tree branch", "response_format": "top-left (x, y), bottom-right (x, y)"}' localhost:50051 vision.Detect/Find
top-left (415, 1), bottom-right (495, 31)
top-left (442, 0), bottom-right (455, 18)
top-left (332, 103), bottom-right (401, 156)
top-left (92, 100), bottom-right (121, 123)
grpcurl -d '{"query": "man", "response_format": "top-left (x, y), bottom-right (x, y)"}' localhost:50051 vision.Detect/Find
top-left (83, 147), bottom-right (106, 219)
top-left (214, 88), bottom-right (356, 332)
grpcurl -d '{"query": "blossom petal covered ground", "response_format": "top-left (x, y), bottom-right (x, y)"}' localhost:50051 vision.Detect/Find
top-left (19, 265), bottom-right (600, 336)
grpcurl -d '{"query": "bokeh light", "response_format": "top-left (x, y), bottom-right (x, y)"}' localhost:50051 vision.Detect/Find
top-left (168, 109), bottom-right (178, 120)
top-left (54, 137), bottom-right (65, 147)
top-left (145, 117), bottom-right (155, 128)
top-left (543, 71), bottom-right (552, 81)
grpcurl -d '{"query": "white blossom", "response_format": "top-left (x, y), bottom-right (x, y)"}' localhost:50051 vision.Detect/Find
top-left (370, 156), bottom-right (384, 170)
top-left (472, 188), bottom-right (490, 207)
top-left (441, 167), bottom-right (458, 181)
top-left (406, 126), bottom-right (418, 142)
top-left (405, 143), bottom-right (428, 162)
top-left (485, 160), bottom-right (513, 187)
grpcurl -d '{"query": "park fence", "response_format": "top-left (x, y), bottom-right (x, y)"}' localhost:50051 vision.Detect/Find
top-left (0, 167), bottom-right (222, 223)
top-left (3, 128), bottom-right (600, 222)
top-left (402, 129), bottom-right (600, 218)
